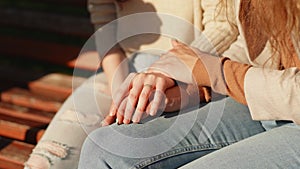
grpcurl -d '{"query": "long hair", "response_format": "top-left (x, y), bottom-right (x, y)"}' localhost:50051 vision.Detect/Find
top-left (255, 0), bottom-right (300, 68)
top-left (221, 0), bottom-right (300, 68)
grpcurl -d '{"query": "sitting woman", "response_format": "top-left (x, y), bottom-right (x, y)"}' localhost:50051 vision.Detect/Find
top-left (78, 0), bottom-right (300, 168)
top-left (24, 0), bottom-right (238, 168)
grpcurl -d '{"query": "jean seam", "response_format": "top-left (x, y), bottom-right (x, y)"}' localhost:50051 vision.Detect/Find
top-left (131, 141), bottom-right (236, 169)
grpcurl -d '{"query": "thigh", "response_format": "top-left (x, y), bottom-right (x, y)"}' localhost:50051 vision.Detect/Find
top-left (129, 53), bottom-right (160, 73)
top-left (181, 124), bottom-right (300, 169)
top-left (25, 73), bottom-right (112, 169)
top-left (79, 97), bottom-right (265, 169)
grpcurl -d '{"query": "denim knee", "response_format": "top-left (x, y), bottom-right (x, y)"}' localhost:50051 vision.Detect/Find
top-left (79, 127), bottom-right (141, 169)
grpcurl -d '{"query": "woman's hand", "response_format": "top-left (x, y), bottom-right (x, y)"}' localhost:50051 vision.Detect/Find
top-left (101, 72), bottom-right (176, 126)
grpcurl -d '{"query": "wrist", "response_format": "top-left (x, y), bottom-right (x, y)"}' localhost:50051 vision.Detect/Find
top-left (192, 48), bottom-right (228, 95)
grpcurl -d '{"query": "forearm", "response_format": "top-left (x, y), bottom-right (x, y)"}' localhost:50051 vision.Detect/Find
top-left (147, 42), bottom-right (247, 105)
top-left (102, 47), bottom-right (128, 94)
top-left (187, 51), bottom-right (300, 124)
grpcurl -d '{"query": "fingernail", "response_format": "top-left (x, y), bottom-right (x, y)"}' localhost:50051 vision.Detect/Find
top-left (132, 118), bottom-right (137, 123)
top-left (150, 109), bottom-right (156, 116)
top-left (123, 119), bottom-right (130, 124)
top-left (101, 121), bottom-right (108, 127)
top-left (116, 118), bottom-right (121, 125)
top-left (109, 107), bottom-right (116, 116)
top-left (132, 114), bottom-right (139, 123)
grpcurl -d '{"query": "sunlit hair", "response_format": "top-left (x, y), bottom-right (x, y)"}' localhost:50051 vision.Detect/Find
top-left (256, 0), bottom-right (300, 67)
top-left (220, 0), bottom-right (300, 68)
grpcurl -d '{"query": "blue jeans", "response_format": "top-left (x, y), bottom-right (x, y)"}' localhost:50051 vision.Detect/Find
top-left (24, 53), bottom-right (160, 169)
top-left (78, 97), bottom-right (267, 169)
top-left (180, 124), bottom-right (300, 169)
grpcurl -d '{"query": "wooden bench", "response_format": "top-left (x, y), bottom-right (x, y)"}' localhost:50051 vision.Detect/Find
top-left (0, 0), bottom-right (100, 168)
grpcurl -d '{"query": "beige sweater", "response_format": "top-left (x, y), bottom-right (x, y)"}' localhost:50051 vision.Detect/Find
top-left (225, 0), bottom-right (300, 124)
top-left (149, 0), bottom-right (300, 124)
top-left (88, 0), bottom-right (238, 57)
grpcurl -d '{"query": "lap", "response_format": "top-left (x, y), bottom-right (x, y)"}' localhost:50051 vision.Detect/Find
top-left (79, 97), bottom-right (265, 169)
top-left (181, 124), bottom-right (300, 169)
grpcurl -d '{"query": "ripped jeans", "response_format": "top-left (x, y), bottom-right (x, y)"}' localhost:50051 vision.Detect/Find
top-left (24, 53), bottom-right (160, 169)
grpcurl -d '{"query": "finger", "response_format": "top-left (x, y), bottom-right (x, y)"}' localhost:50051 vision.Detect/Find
top-left (116, 98), bottom-right (127, 125)
top-left (149, 89), bottom-right (166, 116)
top-left (108, 102), bottom-right (117, 116)
top-left (123, 85), bottom-right (143, 124)
top-left (132, 84), bottom-right (153, 123)
top-left (109, 73), bottom-right (136, 116)
top-left (145, 103), bottom-right (151, 117)
top-left (101, 115), bottom-right (116, 127)
top-left (145, 98), bottom-right (154, 116)
top-left (149, 77), bottom-right (169, 116)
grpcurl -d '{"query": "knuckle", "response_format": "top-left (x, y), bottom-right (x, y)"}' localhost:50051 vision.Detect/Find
top-left (136, 107), bottom-right (144, 113)
top-left (129, 92), bottom-right (138, 100)
top-left (129, 72), bottom-right (137, 78)
top-left (147, 74), bottom-right (156, 81)
top-left (125, 107), bottom-right (132, 114)
top-left (117, 110), bottom-right (124, 115)
top-left (140, 92), bottom-right (149, 99)
top-left (156, 77), bottom-right (165, 84)
top-left (118, 107), bottom-right (125, 114)
top-left (137, 73), bottom-right (146, 79)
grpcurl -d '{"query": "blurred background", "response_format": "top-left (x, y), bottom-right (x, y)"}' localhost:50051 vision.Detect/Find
top-left (0, 0), bottom-right (98, 168)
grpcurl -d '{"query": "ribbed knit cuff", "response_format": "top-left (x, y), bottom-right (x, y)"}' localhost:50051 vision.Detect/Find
top-left (192, 48), bottom-right (228, 95)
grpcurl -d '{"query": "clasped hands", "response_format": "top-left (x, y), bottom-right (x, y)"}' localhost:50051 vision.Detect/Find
top-left (101, 40), bottom-right (204, 126)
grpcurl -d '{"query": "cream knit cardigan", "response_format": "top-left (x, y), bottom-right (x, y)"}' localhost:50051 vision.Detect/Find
top-left (87, 0), bottom-right (238, 56)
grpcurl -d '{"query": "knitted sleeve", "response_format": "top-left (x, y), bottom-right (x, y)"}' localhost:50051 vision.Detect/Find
top-left (191, 0), bottom-right (238, 54)
top-left (88, 0), bottom-right (122, 59)
top-left (87, 0), bottom-right (117, 30)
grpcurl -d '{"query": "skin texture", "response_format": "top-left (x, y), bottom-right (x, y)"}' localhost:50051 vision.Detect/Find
top-left (101, 72), bottom-right (175, 126)
top-left (101, 40), bottom-right (208, 126)
top-left (102, 47), bottom-right (129, 95)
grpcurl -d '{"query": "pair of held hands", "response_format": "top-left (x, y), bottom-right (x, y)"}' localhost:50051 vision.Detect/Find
top-left (101, 40), bottom-right (204, 126)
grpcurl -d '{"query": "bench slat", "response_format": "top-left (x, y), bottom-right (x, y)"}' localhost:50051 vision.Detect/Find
top-left (1, 88), bottom-right (62, 113)
top-left (0, 120), bottom-right (45, 143)
top-left (28, 73), bottom-right (86, 101)
top-left (0, 102), bottom-right (53, 126)
top-left (0, 137), bottom-right (34, 169)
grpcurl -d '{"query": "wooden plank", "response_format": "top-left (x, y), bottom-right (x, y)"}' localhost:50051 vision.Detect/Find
top-left (0, 137), bottom-right (34, 169)
top-left (0, 120), bottom-right (45, 143)
top-left (0, 102), bottom-right (53, 126)
top-left (0, 36), bottom-right (81, 66)
top-left (0, 7), bottom-right (93, 37)
top-left (28, 73), bottom-right (86, 101)
top-left (1, 88), bottom-right (62, 113)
